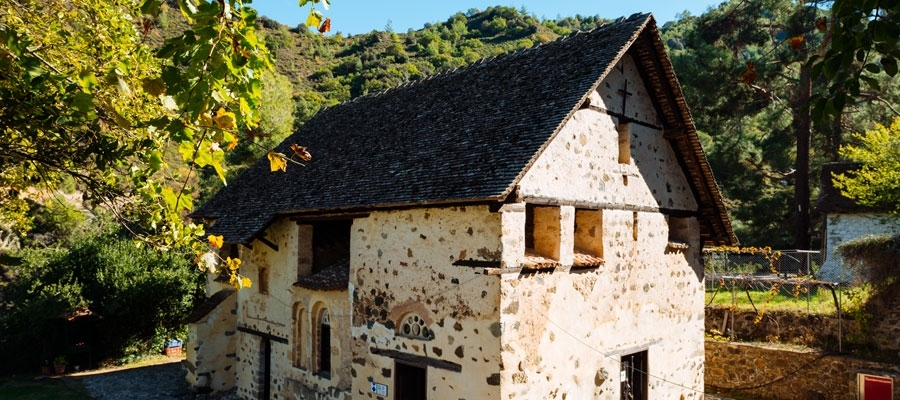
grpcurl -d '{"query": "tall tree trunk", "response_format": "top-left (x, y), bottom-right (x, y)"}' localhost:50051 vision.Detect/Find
top-left (794, 65), bottom-right (811, 250)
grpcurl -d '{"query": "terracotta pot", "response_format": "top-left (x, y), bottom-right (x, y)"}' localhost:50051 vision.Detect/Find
top-left (41, 365), bottom-right (52, 375)
top-left (54, 364), bottom-right (66, 374)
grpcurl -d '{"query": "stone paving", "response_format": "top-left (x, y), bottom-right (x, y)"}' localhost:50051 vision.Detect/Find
top-left (72, 359), bottom-right (733, 399)
top-left (72, 359), bottom-right (237, 400)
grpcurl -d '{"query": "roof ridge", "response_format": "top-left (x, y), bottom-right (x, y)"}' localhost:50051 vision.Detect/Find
top-left (308, 15), bottom-right (650, 116)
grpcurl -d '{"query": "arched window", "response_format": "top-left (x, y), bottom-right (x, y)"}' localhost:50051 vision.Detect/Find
top-left (316, 309), bottom-right (331, 377)
top-left (398, 314), bottom-right (434, 340)
top-left (293, 304), bottom-right (305, 369)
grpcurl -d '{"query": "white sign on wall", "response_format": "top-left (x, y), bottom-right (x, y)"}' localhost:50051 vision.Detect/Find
top-left (371, 382), bottom-right (388, 396)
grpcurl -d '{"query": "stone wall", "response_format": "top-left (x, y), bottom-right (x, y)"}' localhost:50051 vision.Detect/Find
top-left (498, 210), bottom-right (706, 399)
top-left (706, 304), bottom-right (900, 354)
top-left (706, 341), bottom-right (900, 400)
top-left (705, 307), bottom-right (852, 348)
top-left (819, 213), bottom-right (900, 282)
top-left (498, 54), bottom-right (706, 399)
top-left (350, 205), bottom-right (503, 400)
top-left (185, 282), bottom-right (238, 393)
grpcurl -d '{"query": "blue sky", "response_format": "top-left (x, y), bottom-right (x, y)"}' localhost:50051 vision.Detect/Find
top-left (248, 0), bottom-right (725, 36)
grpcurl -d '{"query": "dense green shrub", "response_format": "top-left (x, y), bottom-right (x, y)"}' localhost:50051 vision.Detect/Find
top-left (0, 234), bottom-right (204, 373)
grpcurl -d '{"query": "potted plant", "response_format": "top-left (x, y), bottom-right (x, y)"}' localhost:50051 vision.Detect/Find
top-left (53, 355), bottom-right (67, 374)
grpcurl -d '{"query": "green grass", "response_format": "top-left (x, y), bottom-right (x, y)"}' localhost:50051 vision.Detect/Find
top-left (0, 376), bottom-right (92, 400)
top-left (705, 285), bottom-right (852, 315)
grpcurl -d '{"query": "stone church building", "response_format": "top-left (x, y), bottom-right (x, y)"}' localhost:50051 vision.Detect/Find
top-left (187, 13), bottom-right (736, 400)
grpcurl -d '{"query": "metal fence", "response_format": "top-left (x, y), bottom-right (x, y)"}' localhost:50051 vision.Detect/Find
top-left (702, 249), bottom-right (824, 278)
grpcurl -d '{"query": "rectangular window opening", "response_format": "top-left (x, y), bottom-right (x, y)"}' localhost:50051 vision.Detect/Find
top-left (574, 209), bottom-right (603, 258)
top-left (524, 204), bottom-right (561, 261)
top-left (667, 216), bottom-right (691, 248)
top-left (312, 220), bottom-right (352, 274)
top-left (621, 350), bottom-right (648, 400)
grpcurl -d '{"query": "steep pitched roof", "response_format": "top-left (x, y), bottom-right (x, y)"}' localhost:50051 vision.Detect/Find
top-left (194, 13), bottom-right (736, 246)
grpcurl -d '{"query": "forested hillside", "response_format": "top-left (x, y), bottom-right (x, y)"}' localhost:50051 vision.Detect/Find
top-left (6, 1), bottom-right (897, 253)
top-left (192, 2), bottom-right (894, 248)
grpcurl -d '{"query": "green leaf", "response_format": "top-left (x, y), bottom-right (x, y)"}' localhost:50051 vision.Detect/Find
top-left (864, 63), bottom-right (881, 74)
top-left (178, 141), bottom-right (195, 163)
top-left (860, 75), bottom-right (881, 91)
top-left (176, 0), bottom-right (197, 22)
top-left (148, 151), bottom-right (164, 172)
top-left (881, 57), bottom-right (898, 76)
top-left (140, 0), bottom-right (162, 16)
top-left (71, 92), bottom-right (94, 113)
top-left (78, 71), bottom-right (98, 91)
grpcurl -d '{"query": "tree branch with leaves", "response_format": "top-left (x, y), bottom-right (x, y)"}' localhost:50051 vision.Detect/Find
top-left (0, 0), bottom-right (331, 288)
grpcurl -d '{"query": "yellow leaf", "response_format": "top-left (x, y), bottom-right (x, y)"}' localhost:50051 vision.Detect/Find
top-left (199, 113), bottom-right (213, 127)
top-left (226, 256), bottom-right (242, 271)
top-left (267, 151), bottom-right (287, 172)
top-left (305, 8), bottom-right (322, 30)
top-left (208, 235), bottom-right (223, 248)
top-left (214, 107), bottom-right (236, 130)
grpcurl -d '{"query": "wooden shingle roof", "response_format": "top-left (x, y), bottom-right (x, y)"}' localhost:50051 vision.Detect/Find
top-left (294, 258), bottom-right (350, 291)
top-left (194, 13), bottom-right (736, 247)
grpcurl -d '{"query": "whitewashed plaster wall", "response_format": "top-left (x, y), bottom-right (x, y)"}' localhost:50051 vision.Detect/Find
top-left (819, 213), bottom-right (900, 283)
top-left (501, 53), bottom-right (706, 399)
top-left (350, 206), bottom-right (503, 400)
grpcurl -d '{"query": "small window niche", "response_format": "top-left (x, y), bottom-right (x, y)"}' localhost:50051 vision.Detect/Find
top-left (258, 266), bottom-right (269, 294)
top-left (525, 204), bottom-right (561, 260)
top-left (632, 212), bottom-right (639, 241)
top-left (617, 122), bottom-right (631, 165)
top-left (620, 350), bottom-right (648, 400)
top-left (667, 216), bottom-right (691, 251)
top-left (292, 304), bottom-right (306, 369)
top-left (573, 209), bottom-right (604, 269)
